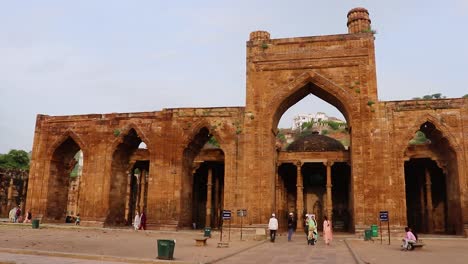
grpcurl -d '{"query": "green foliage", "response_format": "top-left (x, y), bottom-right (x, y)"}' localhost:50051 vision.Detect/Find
top-left (361, 27), bottom-right (377, 34)
top-left (367, 100), bottom-right (375, 106)
top-left (113, 129), bottom-right (121, 137)
top-left (0, 149), bottom-right (30, 170)
top-left (327, 121), bottom-right (340, 130)
top-left (261, 42), bottom-right (269, 49)
top-left (276, 132), bottom-right (286, 143)
top-left (301, 121), bottom-right (313, 131)
top-left (463, 94), bottom-right (468, 98)
top-left (417, 93), bottom-right (446, 100)
top-left (208, 136), bottom-right (220, 148)
top-left (409, 131), bottom-right (429, 145)
top-left (321, 129), bottom-right (329, 135)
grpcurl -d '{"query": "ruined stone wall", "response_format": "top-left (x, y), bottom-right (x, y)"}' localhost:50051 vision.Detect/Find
top-left (26, 107), bottom-right (242, 227)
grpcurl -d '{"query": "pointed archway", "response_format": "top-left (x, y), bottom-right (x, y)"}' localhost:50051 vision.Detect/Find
top-left (403, 121), bottom-right (463, 234)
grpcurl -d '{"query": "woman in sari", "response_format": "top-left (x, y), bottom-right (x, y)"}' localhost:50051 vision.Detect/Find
top-left (323, 215), bottom-right (333, 245)
top-left (307, 214), bottom-right (318, 245)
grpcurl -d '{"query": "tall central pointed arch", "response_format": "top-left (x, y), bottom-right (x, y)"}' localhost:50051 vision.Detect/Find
top-left (270, 71), bottom-right (357, 131)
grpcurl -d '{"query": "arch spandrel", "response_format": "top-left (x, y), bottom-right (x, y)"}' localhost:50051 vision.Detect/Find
top-left (180, 119), bottom-right (231, 151)
top-left (268, 71), bottom-right (358, 130)
top-left (47, 129), bottom-right (87, 159)
top-left (108, 123), bottom-right (152, 155)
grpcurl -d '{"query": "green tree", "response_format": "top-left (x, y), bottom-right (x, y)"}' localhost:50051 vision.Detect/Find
top-left (327, 121), bottom-right (340, 130)
top-left (0, 149), bottom-right (30, 170)
top-left (463, 94), bottom-right (468, 98)
top-left (276, 131), bottom-right (286, 143)
top-left (301, 121), bottom-right (313, 131)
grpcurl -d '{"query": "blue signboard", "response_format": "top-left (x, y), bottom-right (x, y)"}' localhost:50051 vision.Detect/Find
top-left (223, 210), bottom-right (232, 220)
top-left (379, 211), bottom-right (389, 222)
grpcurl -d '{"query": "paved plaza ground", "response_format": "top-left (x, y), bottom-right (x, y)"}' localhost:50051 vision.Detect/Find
top-left (0, 222), bottom-right (467, 264)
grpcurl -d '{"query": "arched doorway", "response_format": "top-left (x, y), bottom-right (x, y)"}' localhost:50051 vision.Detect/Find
top-left (180, 127), bottom-right (225, 229)
top-left (46, 137), bottom-right (83, 222)
top-left (404, 121), bottom-right (463, 234)
top-left (107, 128), bottom-right (149, 226)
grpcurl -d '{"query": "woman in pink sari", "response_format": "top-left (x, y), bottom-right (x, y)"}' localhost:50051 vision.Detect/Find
top-left (323, 215), bottom-right (333, 245)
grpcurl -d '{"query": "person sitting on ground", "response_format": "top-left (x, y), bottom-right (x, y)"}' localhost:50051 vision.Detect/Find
top-left (23, 211), bottom-right (32, 223)
top-left (75, 214), bottom-right (81, 225)
top-left (401, 226), bottom-right (417, 250)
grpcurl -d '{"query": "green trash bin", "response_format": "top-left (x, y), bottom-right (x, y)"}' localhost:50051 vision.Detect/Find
top-left (32, 219), bottom-right (40, 229)
top-left (371, 224), bottom-right (378, 237)
top-left (364, 229), bottom-right (372, 241)
top-left (204, 227), bottom-right (211, 238)
top-left (157, 239), bottom-right (175, 260)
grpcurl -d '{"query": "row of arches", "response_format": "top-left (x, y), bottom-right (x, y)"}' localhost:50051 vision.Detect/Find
top-left (44, 125), bottom-right (226, 229)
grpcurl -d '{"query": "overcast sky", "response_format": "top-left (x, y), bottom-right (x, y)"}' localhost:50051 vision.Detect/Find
top-left (1, 0), bottom-right (467, 153)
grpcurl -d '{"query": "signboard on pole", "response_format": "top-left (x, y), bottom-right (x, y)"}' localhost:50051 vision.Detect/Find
top-left (379, 211), bottom-right (389, 222)
top-left (237, 209), bottom-right (247, 217)
top-left (223, 210), bottom-right (232, 220)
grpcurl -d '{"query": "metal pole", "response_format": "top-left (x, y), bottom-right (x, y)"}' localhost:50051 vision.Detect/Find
top-left (387, 220), bottom-right (391, 245)
top-left (220, 220), bottom-right (223, 242)
top-left (240, 216), bottom-right (243, 241)
top-left (380, 221), bottom-right (382, 244)
top-left (228, 219), bottom-right (231, 242)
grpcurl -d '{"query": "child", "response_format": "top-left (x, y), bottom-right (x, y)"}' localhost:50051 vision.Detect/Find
top-left (75, 214), bottom-right (81, 225)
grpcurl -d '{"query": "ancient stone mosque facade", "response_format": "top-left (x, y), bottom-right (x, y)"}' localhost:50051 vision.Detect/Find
top-left (26, 8), bottom-right (467, 236)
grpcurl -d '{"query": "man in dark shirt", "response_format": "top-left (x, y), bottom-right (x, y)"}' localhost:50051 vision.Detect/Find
top-left (287, 212), bottom-right (296, 241)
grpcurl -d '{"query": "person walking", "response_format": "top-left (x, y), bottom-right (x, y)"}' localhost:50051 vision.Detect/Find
top-left (268, 213), bottom-right (278, 242)
top-left (133, 211), bottom-right (141, 230)
top-left (287, 212), bottom-right (296, 241)
top-left (307, 214), bottom-right (318, 245)
top-left (323, 215), bottom-right (333, 245)
top-left (139, 212), bottom-right (147, 230)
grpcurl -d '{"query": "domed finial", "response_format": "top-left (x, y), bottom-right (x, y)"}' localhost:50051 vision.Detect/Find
top-left (347, 7), bottom-right (371, 34)
top-left (249, 31), bottom-right (270, 41)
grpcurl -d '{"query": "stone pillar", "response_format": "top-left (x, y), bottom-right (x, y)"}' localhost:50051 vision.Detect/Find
top-left (139, 170), bottom-right (146, 213)
top-left (425, 168), bottom-right (434, 233)
top-left (419, 175), bottom-right (426, 232)
top-left (74, 176), bottom-right (81, 216)
top-left (206, 167), bottom-right (213, 227)
top-left (124, 173), bottom-right (132, 222)
top-left (275, 164), bottom-right (281, 214)
top-left (7, 178), bottom-right (14, 209)
top-left (214, 172), bottom-right (220, 227)
top-left (295, 161), bottom-right (303, 229)
top-left (325, 161), bottom-right (334, 223)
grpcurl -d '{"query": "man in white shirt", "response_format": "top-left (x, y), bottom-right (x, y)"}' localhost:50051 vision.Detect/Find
top-left (268, 213), bottom-right (279, 242)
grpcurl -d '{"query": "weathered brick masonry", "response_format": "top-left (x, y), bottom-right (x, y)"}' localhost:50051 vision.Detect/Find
top-left (26, 8), bottom-right (467, 236)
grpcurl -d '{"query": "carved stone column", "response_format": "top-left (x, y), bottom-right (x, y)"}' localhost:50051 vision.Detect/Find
top-left (206, 167), bottom-right (213, 227)
top-left (275, 164), bottom-right (281, 214)
top-left (296, 161), bottom-right (303, 229)
top-left (139, 170), bottom-right (147, 213)
top-left (324, 161), bottom-right (334, 223)
top-left (124, 173), bottom-right (132, 223)
top-left (7, 178), bottom-right (14, 209)
top-left (425, 168), bottom-right (434, 233)
top-left (418, 174), bottom-right (426, 232)
top-left (214, 172), bottom-right (220, 227)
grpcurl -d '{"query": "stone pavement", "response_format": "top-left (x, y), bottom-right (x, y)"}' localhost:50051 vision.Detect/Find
top-left (217, 234), bottom-right (356, 264)
top-left (348, 238), bottom-right (468, 264)
top-left (0, 223), bottom-right (467, 264)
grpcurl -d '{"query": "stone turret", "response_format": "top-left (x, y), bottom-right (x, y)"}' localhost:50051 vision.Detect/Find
top-left (249, 30), bottom-right (270, 41)
top-left (347, 7), bottom-right (371, 34)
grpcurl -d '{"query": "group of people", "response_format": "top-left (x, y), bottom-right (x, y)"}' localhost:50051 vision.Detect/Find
top-left (268, 212), bottom-right (333, 245)
top-left (8, 205), bottom-right (32, 223)
top-left (132, 211), bottom-right (147, 230)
